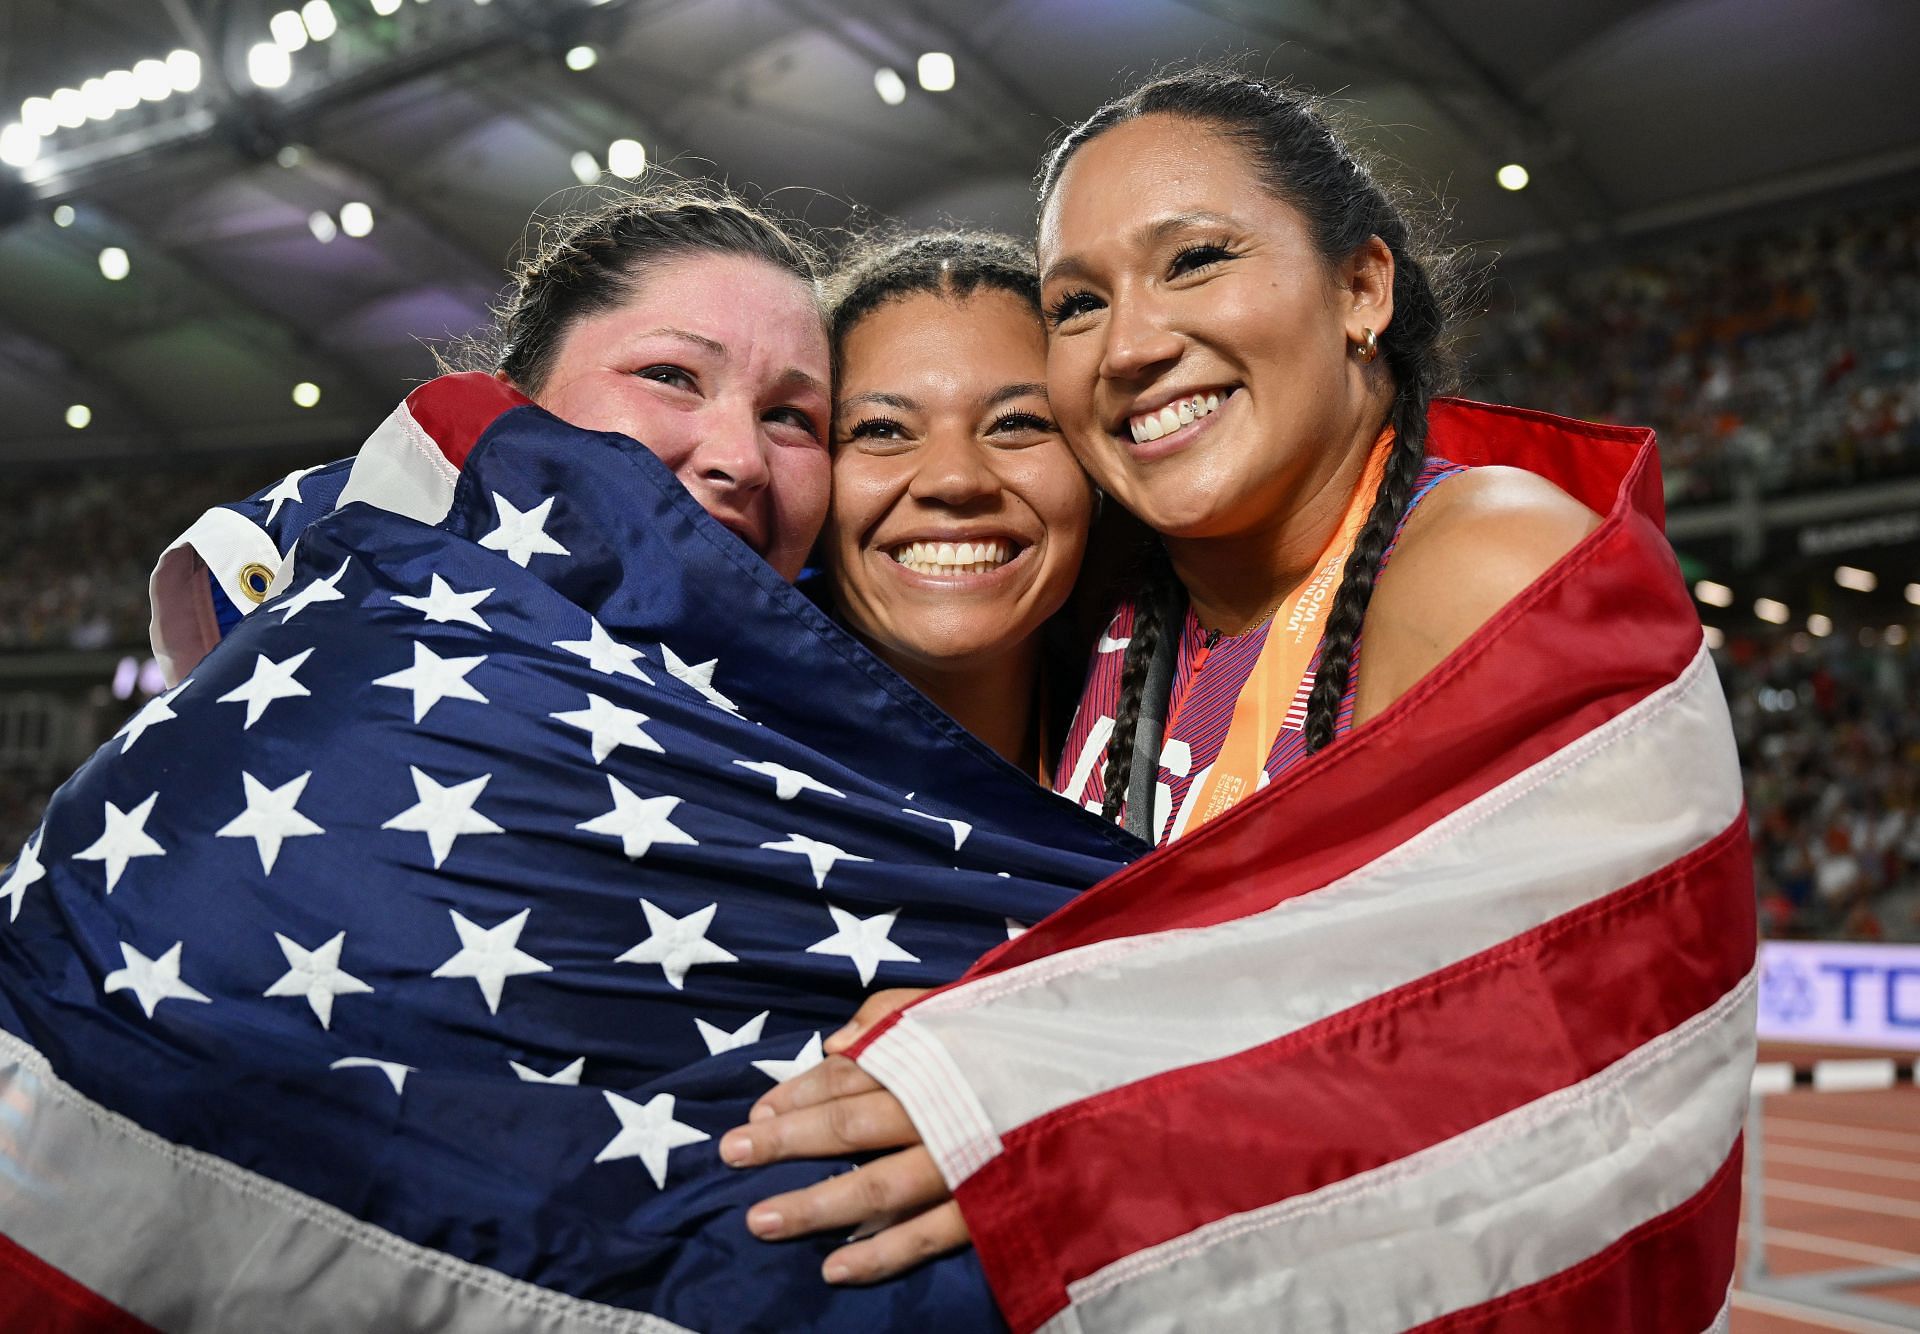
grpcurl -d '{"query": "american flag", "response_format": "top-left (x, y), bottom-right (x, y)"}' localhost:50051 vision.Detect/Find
top-left (854, 401), bottom-right (1758, 1334)
top-left (0, 376), bottom-right (1138, 1332)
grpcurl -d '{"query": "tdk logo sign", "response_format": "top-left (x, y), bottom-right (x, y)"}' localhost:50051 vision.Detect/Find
top-left (1758, 942), bottom-right (1920, 1048)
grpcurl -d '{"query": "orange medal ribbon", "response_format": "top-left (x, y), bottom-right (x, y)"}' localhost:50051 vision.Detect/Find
top-left (1183, 428), bottom-right (1394, 833)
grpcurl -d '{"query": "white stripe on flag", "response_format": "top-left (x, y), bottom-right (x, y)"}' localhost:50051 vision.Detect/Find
top-left (0, 1027), bottom-right (692, 1334)
top-left (869, 644), bottom-right (1741, 1185)
top-left (1055, 970), bottom-right (1756, 1334)
top-left (333, 397), bottom-right (462, 528)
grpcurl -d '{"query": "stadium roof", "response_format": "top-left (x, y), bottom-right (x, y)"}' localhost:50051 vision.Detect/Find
top-left (2, 0), bottom-right (1918, 466)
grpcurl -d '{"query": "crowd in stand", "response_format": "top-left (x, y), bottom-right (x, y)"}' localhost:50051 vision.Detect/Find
top-left (1474, 198), bottom-right (1920, 505)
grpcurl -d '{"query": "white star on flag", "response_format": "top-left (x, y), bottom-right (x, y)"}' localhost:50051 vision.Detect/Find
top-left (218, 647), bottom-right (314, 729)
top-left (760, 833), bottom-right (869, 891)
top-left (2, 834), bottom-right (46, 922)
top-left (577, 780), bottom-right (698, 860)
top-left (556, 617), bottom-right (651, 682)
top-left (594, 1091), bottom-right (710, 1189)
top-left (511, 1057), bottom-right (585, 1085)
top-left (263, 930), bottom-right (372, 1029)
top-left (262, 463), bottom-right (324, 523)
top-left (806, 906), bottom-right (919, 986)
top-left (74, 792), bottom-right (165, 892)
top-left (695, 1010), bottom-right (768, 1056)
top-left (216, 771), bottom-right (325, 874)
top-left (903, 807), bottom-right (973, 851)
top-left (478, 493), bottom-right (569, 567)
top-left (273, 558), bottom-right (351, 623)
top-left (1005, 917), bottom-right (1029, 941)
top-left (734, 759), bottom-right (843, 801)
top-left (616, 900), bottom-right (736, 990)
top-left (381, 767), bottom-right (504, 868)
top-left (661, 645), bottom-right (739, 714)
top-left (373, 641), bottom-right (489, 723)
top-left (431, 907), bottom-right (551, 1014)
top-left (751, 1032), bottom-right (825, 1083)
top-left (551, 693), bottom-right (664, 764)
top-left (104, 940), bottom-right (210, 1018)
top-left (392, 574), bottom-right (494, 631)
top-left (330, 1056), bottom-right (414, 1095)
top-left (115, 678), bottom-right (190, 754)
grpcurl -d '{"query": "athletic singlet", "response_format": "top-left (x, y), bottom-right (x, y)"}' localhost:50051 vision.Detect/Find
top-left (1054, 454), bottom-right (1467, 845)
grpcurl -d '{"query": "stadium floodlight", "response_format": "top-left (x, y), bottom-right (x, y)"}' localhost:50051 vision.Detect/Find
top-left (1692, 579), bottom-right (1733, 608)
top-left (607, 138), bottom-right (646, 179)
top-left (66, 404), bottom-right (92, 429)
top-left (292, 381), bottom-right (322, 408)
top-left (370, 0), bottom-right (403, 14)
top-left (249, 43), bottom-right (293, 89)
top-left (52, 204), bottom-right (75, 227)
top-left (21, 97), bottom-right (59, 136)
top-left (1701, 625), bottom-right (1724, 650)
top-left (1906, 583), bottom-right (1920, 607)
top-left (271, 11), bottom-right (309, 52)
top-left (308, 210), bottom-right (338, 243)
top-left (917, 52), bottom-right (955, 92)
top-left (133, 60), bottom-right (174, 102)
top-left (0, 124), bottom-right (39, 169)
top-left (569, 150), bottom-right (599, 185)
top-left (302, 1), bottom-right (339, 40)
top-left (1833, 565), bottom-right (1877, 593)
top-left (98, 246), bottom-right (130, 281)
top-left (1753, 597), bottom-right (1789, 625)
top-left (340, 201), bottom-right (374, 237)
top-left (566, 46), bottom-right (598, 72)
top-left (1806, 613), bottom-right (1833, 637)
top-left (104, 70), bottom-right (142, 112)
top-left (1497, 163), bottom-right (1530, 191)
top-left (80, 78), bottom-right (117, 122)
top-left (874, 68), bottom-right (907, 105)
top-left (1888, 625), bottom-right (1910, 646)
top-left (51, 89), bottom-right (88, 129)
top-left (166, 50), bottom-right (203, 94)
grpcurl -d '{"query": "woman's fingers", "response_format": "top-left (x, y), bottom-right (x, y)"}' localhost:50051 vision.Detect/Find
top-left (747, 1053), bottom-right (881, 1123)
top-left (743, 1146), bottom-right (949, 1244)
top-left (724, 1083), bottom-right (914, 1166)
top-left (824, 986), bottom-right (930, 1056)
top-left (822, 1201), bottom-right (970, 1285)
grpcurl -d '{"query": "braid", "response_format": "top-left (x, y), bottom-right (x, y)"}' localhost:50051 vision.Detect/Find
top-left (1099, 543), bottom-right (1176, 823)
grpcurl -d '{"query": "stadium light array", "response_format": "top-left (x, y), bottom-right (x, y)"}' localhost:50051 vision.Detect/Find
top-left (20, 97), bottom-right (57, 135)
top-left (251, 43), bottom-right (294, 89)
top-left (570, 151), bottom-right (600, 185)
top-left (271, 11), bottom-right (309, 52)
top-left (917, 53), bottom-right (955, 92)
top-left (607, 138), bottom-right (646, 179)
top-left (339, 201), bottom-right (373, 237)
top-left (1833, 565), bottom-right (1877, 592)
top-left (1806, 613), bottom-right (1833, 637)
top-left (308, 210), bottom-right (339, 243)
top-left (1693, 579), bottom-right (1734, 607)
top-left (566, 46), bottom-right (598, 71)
top-left (302, 1), bottom-right (340, 41)
top-left (292, 382), bottom-right (322, 409)
top-left (0, 124), bottom-right (38, 168)
top-left (1754, 597), bottom-right (1789, 625)
top-left (1497, 163), bottom-right (1530, 191)
top-left (1907, 583), bottom-right (1920, 607)
top-left (98, 246), bottom-right (130, 281)
top-left (104, 71), bottom-right (141, 112)
top-left (133, 60), bottom-right (173, 102)
top-left (167, 50), bottom-right (202, 93)
top-left (65, 404), bottom-right (91, 430)
top-left (81, 79), bottom-right (116, 121)
top-left (874, 68), bottom-right (907, 106)
top-left (1889, 625), bottom-right (1910, 646)
top-left (52, 204), bottom-right (75, 227)
top-left (370, 0), bottom-right (403, 15)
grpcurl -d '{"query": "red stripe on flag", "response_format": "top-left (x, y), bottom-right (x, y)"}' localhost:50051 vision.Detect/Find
top-left (1408, 1138), bottom-right (1743, 1333)
top-left (403, 371), bottom-right (532, 470)
top-left (855, 439), bottom-right (1692, 1009)
top-left (957, 815), bottom-right (1753, 1332)
top-left (0, 1232), bottom-right (157, 1334)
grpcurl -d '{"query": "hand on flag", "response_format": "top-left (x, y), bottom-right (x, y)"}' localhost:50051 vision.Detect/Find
top-left (725, 987), bottom-right (969, 1283)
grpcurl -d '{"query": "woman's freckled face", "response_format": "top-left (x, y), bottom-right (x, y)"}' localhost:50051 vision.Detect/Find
top-left (533, 252), bottom-right (833, 582)
top-left (1038, 115), bottom-right (1369, 541)
top-left (825, 290), bottom-right (1093, 674)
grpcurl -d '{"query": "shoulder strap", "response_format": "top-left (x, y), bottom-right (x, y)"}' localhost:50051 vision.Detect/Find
top-left (1122, 583), bottom-right (1186, 841)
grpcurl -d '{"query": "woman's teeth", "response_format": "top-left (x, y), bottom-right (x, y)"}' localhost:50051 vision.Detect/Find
top-left (1128, 391), bottom-right (1223, 444)
top-left (889, 539), bottom-right (1015, 575)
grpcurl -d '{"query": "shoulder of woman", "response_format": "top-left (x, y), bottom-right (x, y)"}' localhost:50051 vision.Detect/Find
top-left (1353, 466), bottom-right (1602, 719)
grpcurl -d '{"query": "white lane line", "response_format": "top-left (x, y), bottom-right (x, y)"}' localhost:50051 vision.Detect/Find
top-left (1767, 1118), bottom-right (1920, 1155)
top-left (1763, 1178), bottom-right (1920, 1221)
top-left (1744, 1225), bottom-right (1920, 1269)
top-left (1766, 1144), bottom-right (1920, 1182)
top-left (1732, 1288), bottom-right (1920, 1333)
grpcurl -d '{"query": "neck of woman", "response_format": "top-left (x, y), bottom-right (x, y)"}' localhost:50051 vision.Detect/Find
top-left (1169, 402), bottom-right (1394, 637)
top-left (877, 638), bottom-right (1042, 776)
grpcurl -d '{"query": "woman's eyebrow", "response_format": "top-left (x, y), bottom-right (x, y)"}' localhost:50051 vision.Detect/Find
top-left (640, 327), bottom-right (728, 356)
top-left (839, 389), bottom-right (917, 412)
top-left (777, 367), bottom-right (829, 399)
top-left (983, 382), bottom-right (1048, 409)
top-left (1041, 210), bottom-right (1243, 285)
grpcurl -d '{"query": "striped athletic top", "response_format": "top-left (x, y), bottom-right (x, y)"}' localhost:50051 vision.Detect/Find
top-left (1054, 455), bottom-right (1467, 844)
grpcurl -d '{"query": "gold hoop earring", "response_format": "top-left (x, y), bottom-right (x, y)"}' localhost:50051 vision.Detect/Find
top-left (1352, 327), bottom-right (1379, 364)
